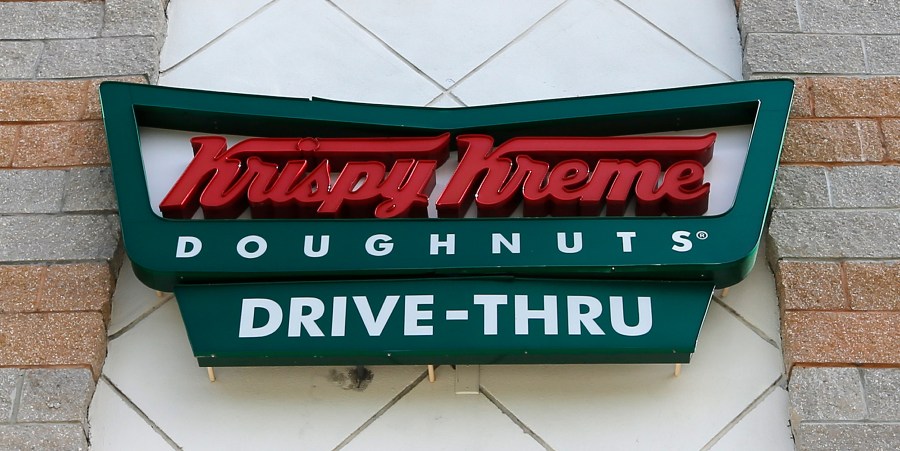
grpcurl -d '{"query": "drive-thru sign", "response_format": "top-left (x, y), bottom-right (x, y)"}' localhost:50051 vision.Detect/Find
top-left (100, 80), bottom-right (792, 366)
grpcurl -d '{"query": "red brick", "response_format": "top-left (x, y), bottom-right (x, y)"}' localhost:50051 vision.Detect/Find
top-left (0, 125), bottom-right (17, 167)
top-left (13, 121), bottom-right (107, 168)
top-left (41, 263), bottom-right (112, 318)
top-left (882, 119), bottom-right (900, 162)
top-left (811, 77), bottom-right (900, 118)
top-left (777, 261), bottom-right (848, 310)
top-left (791, 77), bottom-right (813, 118)
top-left (0, 265), bottom-right (46, 313)
top-left (0, 80), bottom-right (90, 122)
top-left (783, 311), bottom-right (900, 367)
top-left (782, 119), bottom-right (883, 163)
top-left (845, 261), bottom-right (900, 311)
top-left (0, 312), bottom-right (106, 378)
top-left (83, 76), bottom-right (147, 120)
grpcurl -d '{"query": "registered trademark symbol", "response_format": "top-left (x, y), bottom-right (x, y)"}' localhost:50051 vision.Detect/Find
top-left (696, 231), bottom-right (709, 240)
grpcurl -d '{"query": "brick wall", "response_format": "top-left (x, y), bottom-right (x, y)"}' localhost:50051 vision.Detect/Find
top-left (741, 1), bottom-right (900, 449)
top-left (0, 1), bottom-right (164, 448)
top-left (0, 1), bottom-right (897, 449)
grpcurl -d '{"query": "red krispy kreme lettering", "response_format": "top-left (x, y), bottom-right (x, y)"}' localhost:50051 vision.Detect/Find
top-left (159, 134), bottom-right (450, 219)
top-left (160, 132), bottom-right (716, 219)
top-left (435, 133), bottom-right (715, 218)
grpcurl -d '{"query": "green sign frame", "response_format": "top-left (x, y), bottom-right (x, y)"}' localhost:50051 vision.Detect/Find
top-left (100, 80), bottom-right (792, 292)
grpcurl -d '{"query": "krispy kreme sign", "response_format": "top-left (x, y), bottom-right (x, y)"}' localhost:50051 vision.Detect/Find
top-left (159, 133), bottom-right (715, 220)
top-left (100, 80), bottom-right (792, 366)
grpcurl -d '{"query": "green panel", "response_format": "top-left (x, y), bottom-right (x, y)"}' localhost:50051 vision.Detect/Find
top-left (175, 278), bottom-right (713, 366)
top-left (100, 80), bottom-right (793, 291)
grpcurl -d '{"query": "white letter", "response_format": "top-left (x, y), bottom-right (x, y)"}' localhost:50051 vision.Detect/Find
top-left (353, 295), bottom-right (399, 336)
top-left (609, 296), bottom-right (653, 336)
top-left (287, 297), bottom-right (325, 337)
top-left (672, 231), bottom-right (692, 252)
top-left (474, 295), bottom-right (507, 335)
top-left (304, 235), bottom-right (330, 257)
top-left (492, 233), bottom-right (520, 254)
top-left (567, 296), bottom-right (605, 335)
top-left (515, 295), bottom-right (558, 335)
top-left (430, 233), bottom-right (455, 255)
top-left (365, 234), bottom-right (394, 256)
top-left (176, 236), bottom-right (202, 258)
top-left (404, 295), bottom-right (433, 336)
top-left (557, 232), bottom-right (582, 253)
top-left (617, 231), bottom-right (636, 253)
top-left (331, 296), bottom-right (347, 337)
top-left (237, 235), bottom-right (267, 259)
top-left (238, 298), bottom-right (282, 338)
